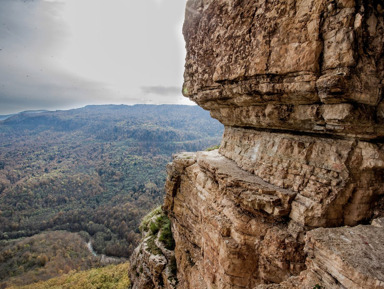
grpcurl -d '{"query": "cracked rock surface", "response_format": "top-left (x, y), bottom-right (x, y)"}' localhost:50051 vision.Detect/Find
top-left (183, 0), bottom-right (384, 139)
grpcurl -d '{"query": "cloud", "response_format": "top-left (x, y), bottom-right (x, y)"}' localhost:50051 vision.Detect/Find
top-left (139, 85), bottom-right (194, 106)
top-left (0, 0), bottom-right (109, 113)
top-left (0, 0), bottom-right (189, 114)
top-left (141, 86), bottom-right (181, 96)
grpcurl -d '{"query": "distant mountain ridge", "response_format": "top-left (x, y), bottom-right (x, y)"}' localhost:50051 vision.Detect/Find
top-left (0, 109), bottom-right (51, 121)
top-left (0, 114), bottom-right (15, 121)
top-left (1, 104), bottom-right (223, 145)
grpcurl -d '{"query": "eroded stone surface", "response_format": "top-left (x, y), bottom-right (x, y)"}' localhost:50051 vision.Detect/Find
top-left (163, 151), bottom-right (306, 289)
top-left (372, 217), bottom-right (384, 228)
top-left (220, 126), bottom-right (384, 227)
top-left (305, 225), bottom-right (384, 289)
top-left (257, 224), bottom-right (384, 289)
top-left (183, 0), bottom-right (384, 139)
top-left (160, 143), bottom-right (384, 288)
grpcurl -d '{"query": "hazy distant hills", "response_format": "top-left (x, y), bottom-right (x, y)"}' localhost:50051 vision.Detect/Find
top-left (2, 105), bottom-right (221, 139)
top-left (0, 104), bottom-right (223, 285)
top-left (0, 110), bottom-right (51, 121)
top-left (0, 114), bottom-right (14, 121)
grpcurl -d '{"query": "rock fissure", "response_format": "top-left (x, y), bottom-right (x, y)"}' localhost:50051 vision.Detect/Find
top-left (231, 125), bottom-right (377, 141)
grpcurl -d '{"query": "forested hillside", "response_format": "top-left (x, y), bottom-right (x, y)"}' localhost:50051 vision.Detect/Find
top-left (0, 231), bottom-right (101, 287)
top-left (0, 105), bottom-right (223, 261)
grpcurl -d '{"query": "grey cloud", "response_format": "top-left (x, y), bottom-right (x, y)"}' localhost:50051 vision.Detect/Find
top-left (141, 86), bottom-right (181, 96)
top-left (0, 0), bottom-right (188, 114)
top-left (0, 71), bottom-right (109, 113)
top-left (0, 0), bottom-right (108, 114)
top-left (0, 0), bottom-right (64, 52)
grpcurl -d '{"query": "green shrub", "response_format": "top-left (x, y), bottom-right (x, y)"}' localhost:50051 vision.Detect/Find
top-left (146, 236), bottom-right (162, 255)
top-left (159, 219), bottom-right (175, 250)
top-left (141, 207), bottom-right (176, 254)
top-left (149, 221), bottom-right (160, 235)
top-left (140, 206), bottom-right (162, 233)
top-left (205, 144), bottom-right (220, 151)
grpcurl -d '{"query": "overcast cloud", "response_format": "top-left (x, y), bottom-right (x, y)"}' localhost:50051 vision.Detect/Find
top-left (0, 0), bottom-right (192, 114)
top-left (141, 86), bottom-right (181, 96)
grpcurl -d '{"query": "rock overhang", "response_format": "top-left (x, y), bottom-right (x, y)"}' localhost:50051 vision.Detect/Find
top-left (182, 0), bottom-right (384, 139)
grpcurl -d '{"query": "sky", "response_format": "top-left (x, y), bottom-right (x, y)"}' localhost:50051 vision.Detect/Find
top-left (0, 0), bottom-right (192, 114)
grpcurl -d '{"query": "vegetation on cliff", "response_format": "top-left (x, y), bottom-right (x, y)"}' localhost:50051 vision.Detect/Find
top-left (129, 206), bottom-right (178, 288)
top-left (141, 206), bottom-right (175, 253)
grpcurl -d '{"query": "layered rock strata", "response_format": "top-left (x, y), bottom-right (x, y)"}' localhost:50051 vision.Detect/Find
top-left (163, 148), bottom-right (384, 288)
top-left (220, 126), bottom-right (384, 227)
top-left (257, 219), bottom-right (384, 289)
top-left (164, 151), bottom-right (306, 288)
top-left (182, 0), bottom-right (384, 140)
top-left (130, 0), bottom-right (384, 288)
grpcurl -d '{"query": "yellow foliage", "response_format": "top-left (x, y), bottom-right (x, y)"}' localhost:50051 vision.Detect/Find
top-left (9, 263), bottom-right (130, 289)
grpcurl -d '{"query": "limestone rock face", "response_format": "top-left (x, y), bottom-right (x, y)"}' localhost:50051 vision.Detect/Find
top-left (130, 0), bottom-right (384, 288)
top-left (183, 0), bottom-right (384, 139)
top-left (256, 223), bottom-right (384, 289)
top-left (220, 126), bottom-right (384, 227)
top-left (164, 151), bottom-right (306, 288)
top-left (164, 148), bottom-right (384, 288)
top-left (303, 225), bottom-right (384, 289)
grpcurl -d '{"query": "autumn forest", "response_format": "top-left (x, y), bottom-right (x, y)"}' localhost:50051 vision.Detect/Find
top-left (0, 104), bottom-right (223, 287)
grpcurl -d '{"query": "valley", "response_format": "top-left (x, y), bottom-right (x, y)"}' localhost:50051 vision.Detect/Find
top-left (0, 104), bottom-right (223, 287)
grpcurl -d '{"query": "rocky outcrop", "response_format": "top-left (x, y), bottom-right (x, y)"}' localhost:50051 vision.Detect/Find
top-left (130, 0), bottom-right (384, 288)
top-left (257, 220), bottom-right (384, 289)
top-left (182, 0), bottom-right (384, 140)
top-left (129, 207), bottom-right (178, 289)
top-left (220, 126), bottom-right (384, 227)
top-left (163, 151), bottom-right (306, 288)
top-left (163, 148), bottom-right (384, 288)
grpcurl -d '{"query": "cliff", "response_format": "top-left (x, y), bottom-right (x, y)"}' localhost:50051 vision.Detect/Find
top-left (130, 0), bottom-right (384, 288)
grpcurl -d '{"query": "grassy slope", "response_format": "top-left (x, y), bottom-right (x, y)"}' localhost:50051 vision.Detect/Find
top-left (8, 263), bottom-right (130, 289)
